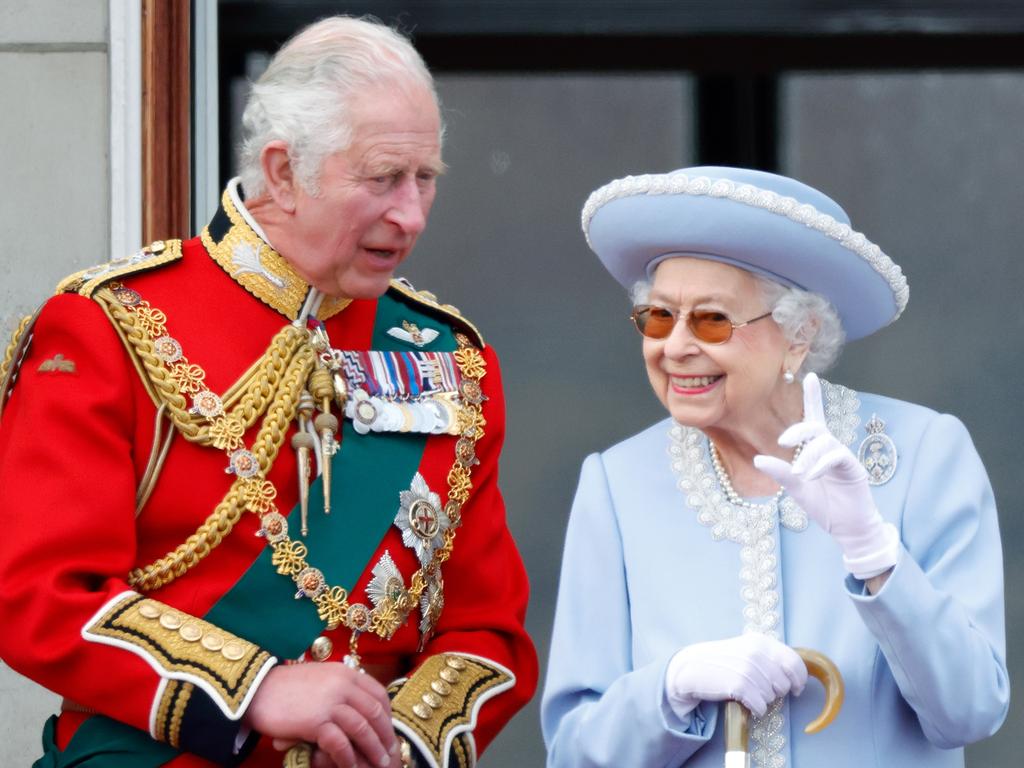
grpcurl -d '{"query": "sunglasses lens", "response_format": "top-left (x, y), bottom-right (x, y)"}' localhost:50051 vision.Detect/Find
top-left (689, 310), bottom-right (733, 343)
top-left (633, 306), bottom-right (675, 339)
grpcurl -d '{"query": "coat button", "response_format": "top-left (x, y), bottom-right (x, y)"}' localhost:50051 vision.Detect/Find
top-left (310, 636), bottom-right (333, 662)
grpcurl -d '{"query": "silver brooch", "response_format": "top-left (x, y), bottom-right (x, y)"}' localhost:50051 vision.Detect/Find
top-left (366, 551), bottom-right (408, 609)
top-left (395, 473), bottom-right (450, 565)
top-left (858, 413), bottom-right (898, 485)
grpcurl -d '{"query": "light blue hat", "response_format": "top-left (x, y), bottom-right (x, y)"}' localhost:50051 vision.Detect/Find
top-left (582, 166), bottom-right (908, 341)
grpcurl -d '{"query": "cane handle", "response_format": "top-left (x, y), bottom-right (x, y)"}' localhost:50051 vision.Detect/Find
top-left (723, 647), bottom-right (844, 759)
top-left (794, 647), bottom-right (844, 733)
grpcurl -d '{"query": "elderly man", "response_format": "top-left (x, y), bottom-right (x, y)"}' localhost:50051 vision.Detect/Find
top-left (0, 16), bottom-right (536, 768)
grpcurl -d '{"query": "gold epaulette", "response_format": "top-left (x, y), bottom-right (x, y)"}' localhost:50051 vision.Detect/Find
top-left (388, 279), bottom-right (485, 348)
top-left (390, 653), bottom-right (515, 768)
top-left (56, 239), bottom-right (183, 297)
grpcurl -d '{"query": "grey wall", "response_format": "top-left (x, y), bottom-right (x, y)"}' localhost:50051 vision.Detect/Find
top-left (0, 0), bottom-right (110, 763)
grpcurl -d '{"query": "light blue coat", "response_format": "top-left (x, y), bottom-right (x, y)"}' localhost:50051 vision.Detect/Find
top-left (542, 383), bottom-right (1008, 767)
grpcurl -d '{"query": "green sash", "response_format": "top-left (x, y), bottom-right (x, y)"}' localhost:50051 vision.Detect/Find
top-left (35, 715), bottom-right (177, 767)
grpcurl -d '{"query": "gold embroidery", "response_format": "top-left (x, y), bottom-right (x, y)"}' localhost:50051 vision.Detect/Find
top-left (84, 594), bottom-right (271, 717)
top-left (201, 189), bottom-right (351, 322)
top-left (391, 654), bottom-right (513, 768)
top-left (167, 682), bottom-right (191, 748)
top-left (37, 354), bottom-right (76, 373)
top-left (57, 240), bottom-right (183, 298)
top-left (153, 679), bottom-right (192, 748)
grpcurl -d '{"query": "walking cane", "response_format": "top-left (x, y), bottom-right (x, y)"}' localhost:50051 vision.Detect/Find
top-left (723, 647), bottom-right (844, 768)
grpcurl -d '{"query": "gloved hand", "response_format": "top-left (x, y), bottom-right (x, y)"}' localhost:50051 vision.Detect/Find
top-left (753, 372), bottom-right (900, 580)
top-left (664, 634), bottom-right (807, 720)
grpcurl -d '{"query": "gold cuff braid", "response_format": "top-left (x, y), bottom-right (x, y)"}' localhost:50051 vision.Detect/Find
top-left (83, 593), bottom-right (273, 722)
top-left (391, 654), bottom-right (514, 768)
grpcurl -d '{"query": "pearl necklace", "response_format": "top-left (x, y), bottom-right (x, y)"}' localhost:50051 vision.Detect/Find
top-left (709, 440), bottom-right (802, 510)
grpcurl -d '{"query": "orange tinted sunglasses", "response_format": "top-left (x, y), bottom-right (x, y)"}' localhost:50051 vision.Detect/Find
top-left (630, 305), bottom-right (773, 344)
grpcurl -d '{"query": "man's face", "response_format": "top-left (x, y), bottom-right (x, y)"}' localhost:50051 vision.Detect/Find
top-left (286, 82), bottom-right (443, 299)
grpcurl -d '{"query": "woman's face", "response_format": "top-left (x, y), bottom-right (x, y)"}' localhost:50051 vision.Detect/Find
top-left (642, 257), bottom-right (795, 434)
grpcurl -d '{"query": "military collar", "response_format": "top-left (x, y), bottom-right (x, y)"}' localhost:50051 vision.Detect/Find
top-left (201, 178), bottom-right (350, 321)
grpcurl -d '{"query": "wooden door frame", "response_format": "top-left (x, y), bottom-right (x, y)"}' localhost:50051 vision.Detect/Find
top-left (142, 0), bottom-right (191, 243)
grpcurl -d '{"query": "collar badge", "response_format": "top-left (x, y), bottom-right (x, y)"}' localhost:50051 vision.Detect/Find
top-left (387, 320), bottom-right (439, 348)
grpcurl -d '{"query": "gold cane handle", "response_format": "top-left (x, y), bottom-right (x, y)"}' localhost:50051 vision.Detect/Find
top-left (723, 647), bottom-right (844, 762)
top-left (793, 647), bottom-right (844, 733)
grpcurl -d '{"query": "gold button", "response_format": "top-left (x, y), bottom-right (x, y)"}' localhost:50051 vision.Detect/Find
top-left (149, 240), bottom-right (166, 254)
top-left (445, 656), bottom-right (467, 670)
top-left (179, 623), bottom-right (203, 642)
top-left (138, 602), bottom-right (161, 619)
top-left (422, 692), bottom-right (442, 708)
top-left (159, 612), bottom-right (182, 630)
top-left (439, 667), bottom-right (459, 684)
top-left (431, 680), bottom-right (452, 696)
top-left (412, 703), bottom-right (432, 720)
top-left (310, 636), bottom-right (333, 662)
top-left (201, 633), bottom-right (224, 652)
top-left (222, 641), bottom-right (246, 661)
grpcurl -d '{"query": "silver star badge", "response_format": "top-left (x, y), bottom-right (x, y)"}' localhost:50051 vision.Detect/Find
top-left (395, 472), bottom-right (449, 566)
top-left (366, 551), bottom-right (407, 608)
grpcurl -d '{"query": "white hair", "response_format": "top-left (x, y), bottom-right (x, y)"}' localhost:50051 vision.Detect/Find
top-left (238, 16), bottom-right (439, 198)
top-left (630, 272), bottom-right (845, 375)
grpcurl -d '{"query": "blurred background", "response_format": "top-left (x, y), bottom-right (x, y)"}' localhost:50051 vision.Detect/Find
top-left (2, 1), bottom-right (1022, 765)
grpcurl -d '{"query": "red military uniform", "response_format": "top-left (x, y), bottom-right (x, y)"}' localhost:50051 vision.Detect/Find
top-left (0, 186), bottom-right (537, 766)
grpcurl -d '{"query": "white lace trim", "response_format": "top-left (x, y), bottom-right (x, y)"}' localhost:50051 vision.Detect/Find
top-left (582, 172), bottom-right (908, 319)
top-left (667, 380), bottom-right (860, 767)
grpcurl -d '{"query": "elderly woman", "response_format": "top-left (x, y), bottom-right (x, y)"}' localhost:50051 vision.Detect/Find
top-left (541, 167), bottom-right (1008, 767)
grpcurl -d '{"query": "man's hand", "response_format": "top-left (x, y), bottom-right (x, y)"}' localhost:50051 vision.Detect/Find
top-left (244, 662), bottom-right (400, 768)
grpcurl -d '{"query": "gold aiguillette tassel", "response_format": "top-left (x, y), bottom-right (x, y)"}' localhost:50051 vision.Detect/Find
top-left (292, 392), bottom-right (315, 536)
top-left (314, 405), bottom-right (338, 515)
top-left (309, 364), bottom-right (339, 516)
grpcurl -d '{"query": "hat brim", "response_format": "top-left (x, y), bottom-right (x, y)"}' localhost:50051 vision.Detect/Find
top-left (583, 168), bottom-right (908, 341)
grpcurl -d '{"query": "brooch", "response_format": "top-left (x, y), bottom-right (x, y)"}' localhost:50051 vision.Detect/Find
top-left (395, 472), bottom-right (451, 566)
top-left (858, 413), bottom-right (897, 486)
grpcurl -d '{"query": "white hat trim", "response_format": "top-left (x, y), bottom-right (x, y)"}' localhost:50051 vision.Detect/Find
top-left (581, 172), bottom-right (909, 318)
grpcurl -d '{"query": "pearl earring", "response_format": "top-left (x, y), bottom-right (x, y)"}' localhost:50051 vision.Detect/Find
top-left (783, 369), bottom-right (795, 384)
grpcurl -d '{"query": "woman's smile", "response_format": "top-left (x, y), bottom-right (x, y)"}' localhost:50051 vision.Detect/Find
top-left (669, 374), bottom-right (723, 394)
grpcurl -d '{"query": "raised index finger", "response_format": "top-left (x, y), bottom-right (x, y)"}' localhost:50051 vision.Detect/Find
top-left (802, 372), bottom-right (826, 424)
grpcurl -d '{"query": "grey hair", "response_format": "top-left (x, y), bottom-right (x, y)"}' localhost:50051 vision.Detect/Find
top-left (629, 273), bottom-right (845, 375)
top-left (238, 16), bottom-right (439, 198)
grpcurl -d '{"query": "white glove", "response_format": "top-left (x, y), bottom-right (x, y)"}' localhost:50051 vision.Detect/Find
top-left (753, 372), bottom-right (900, 580)
top-left (664, 634), bottom-right (807, 720)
